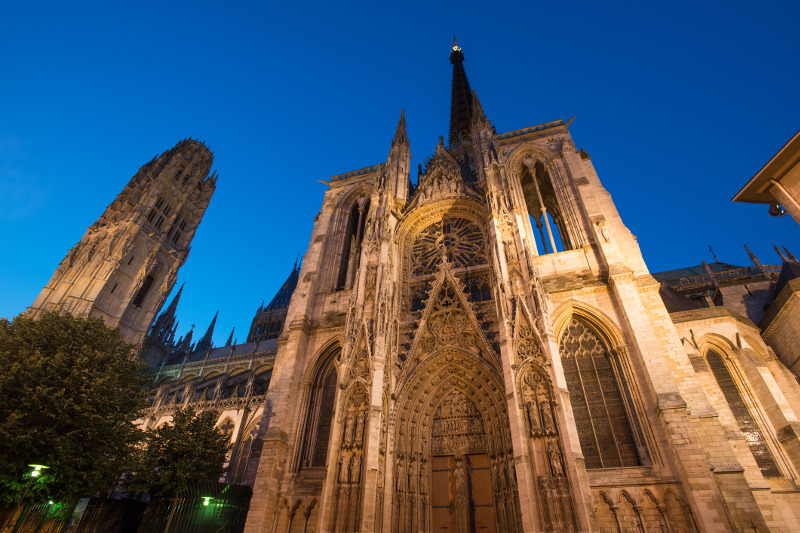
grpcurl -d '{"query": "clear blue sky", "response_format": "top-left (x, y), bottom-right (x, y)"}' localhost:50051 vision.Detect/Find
top-left (2, 1), bottom-right (799, 346)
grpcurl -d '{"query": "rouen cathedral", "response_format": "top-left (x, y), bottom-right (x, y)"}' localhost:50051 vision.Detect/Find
top-left (27, 41), bottom-right (800, 532)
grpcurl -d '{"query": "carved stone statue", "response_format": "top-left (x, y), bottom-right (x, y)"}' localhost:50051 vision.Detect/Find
top-left (339, 454), bottom-right (351, 483)
top-left (395, 459), bottom-right (405, 492)
top-left (350, 453), bottom-right (361, 483)
top-left (409, 457), bottom-right (417, 492)
top-left (526, 399), bottom-right (540, 435)
top-left (548, 440), bottom-right (564, 477)
top-left (454, 455), bottom-right (466, 495)
top-left (343, 413), bottom-right (355, 447)
top-left (354, 408), bottom-right (366, 446)
top-left (420, 459), bottom-right (428, 494)
top-left (540, 399), bottom-right (555, 433)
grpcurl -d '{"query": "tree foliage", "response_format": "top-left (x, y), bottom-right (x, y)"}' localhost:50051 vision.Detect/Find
top-left (0, 312), bottom-right (148, 504)
top-left (125, 407), bottom-right (231, 497)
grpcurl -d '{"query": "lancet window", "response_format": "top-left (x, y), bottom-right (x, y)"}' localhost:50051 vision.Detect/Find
top-left (132, 275), bottom-right (154, 307)
top-left (520, 161), bottom-right (573, 255)
top-left (336, 198), bottom-right (370, 291)
top-left (705, 349), bottom-right (781, 477)
top-left (559, 318), bottom-right (641, 469)
top-left (298, 352), bottom-right (339, 469)
top-left (231, 419), bottom-right (264, 485)
top-left (147, 195), bottom-right (174, 232)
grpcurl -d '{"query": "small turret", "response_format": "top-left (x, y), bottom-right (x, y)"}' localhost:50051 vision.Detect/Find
top-left (195, 310), bottom-right (218, 352)
top-left (145, 283), bottom-right (184, 348)
top-left (387, 109), bottom-right (411, 203)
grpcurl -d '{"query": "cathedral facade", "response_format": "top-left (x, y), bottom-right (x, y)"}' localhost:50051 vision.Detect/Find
top-left (27, 42), bottom-right (800, 532)
top-left (239, 44), bottom-right (800, 532)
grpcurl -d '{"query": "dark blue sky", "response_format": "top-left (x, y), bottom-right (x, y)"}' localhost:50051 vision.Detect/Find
top-left (2, 1), bottom-right (799, 346)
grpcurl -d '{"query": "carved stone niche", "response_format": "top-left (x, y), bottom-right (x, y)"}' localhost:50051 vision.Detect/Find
top-left (520, 368), bottom-right (556, 438)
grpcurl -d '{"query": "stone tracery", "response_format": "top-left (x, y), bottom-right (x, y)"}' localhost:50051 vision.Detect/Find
top-left (410, 217), bottom-right (487, 276)
top-left (518, 365), bottom-right (578, 531)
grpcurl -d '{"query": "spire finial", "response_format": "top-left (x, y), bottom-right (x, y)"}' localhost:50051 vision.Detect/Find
top-left (745, 244), bottom-right (759, 264)
top-left (448, 35), bottom-right (472, 147)
top-left (708, 244), bottom-right (719, 263)
top-left (745, 245), bottom-right (769, 276)
top-left (471, 90), bottom-right (489, 127)
top-left (782, 245), bottom-right (798, 262)
top-left (195, 311), bottom-right (218, 352)
top-left (774, 244), bottom-right (788, 262)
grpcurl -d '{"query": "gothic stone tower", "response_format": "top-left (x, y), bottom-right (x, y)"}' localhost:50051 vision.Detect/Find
top-left (28, 139), bottom-right (217, 346)
top-left (244, 43), bottom-right (800, 532)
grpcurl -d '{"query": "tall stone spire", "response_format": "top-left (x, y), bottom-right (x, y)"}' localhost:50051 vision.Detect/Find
top-left (175, 324), bottom-right (195, 355)
top-left (196, 310), bottom-right (218, 352)
top-left (471, 90), bottom-right (490, 128)
top-left (449, 36), bottom-right (473, 147)
top-left (163, 283), bottom-right (184, 319)
top-left (387, 109), bottom-right (411, 202)
top-left (393, 109), bottom-right (409, 146)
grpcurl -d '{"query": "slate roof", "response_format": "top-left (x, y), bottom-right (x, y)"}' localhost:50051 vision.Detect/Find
top-left (182, 337), bottom-right (279, 364)
top-left (659, 285), bottom-right (706, 313)
top-left (651, 262), bottom-right (743, 282)
top-left (775, 260), bottom-right (800, 296)
top-left (265, 267), bottom-right (299, 310)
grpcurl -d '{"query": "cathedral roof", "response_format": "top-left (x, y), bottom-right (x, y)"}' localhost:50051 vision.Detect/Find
top-left (658, 285), bottom-right (706, 313)
top-left (774, 260), bottom-right (800, 296)
top-left (265, 263), bottom-right (300, 311)
top-left (651, 262), bottom-right (744, 282)
top-left (181, 338), bottom-right (279, 364)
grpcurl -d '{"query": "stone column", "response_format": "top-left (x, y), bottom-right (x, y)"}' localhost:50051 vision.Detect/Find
top-left (359, 345), bottom-right (387, 531)
top-left (244, 322), bottom-right (311, 533)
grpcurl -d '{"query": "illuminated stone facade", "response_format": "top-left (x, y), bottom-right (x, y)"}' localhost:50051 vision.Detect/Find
top-left (240, 43), bottom-right (800, 532)
top-left (27, 42), bottom-right (800, 533)
top-left (28, 138), bottom-right (217, 346)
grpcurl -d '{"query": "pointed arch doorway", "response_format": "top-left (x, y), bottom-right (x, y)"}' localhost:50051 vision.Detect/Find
top-left (392, 352), bottom-right (522, 533)
top-left (430, 390), bottom-right (496, 533)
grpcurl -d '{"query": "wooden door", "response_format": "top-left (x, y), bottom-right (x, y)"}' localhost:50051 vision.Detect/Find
top-left (430, 454), bottom-right (496, 533)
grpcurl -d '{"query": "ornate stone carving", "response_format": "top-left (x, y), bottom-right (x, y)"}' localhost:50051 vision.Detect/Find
top-left (431, 390), bottom-right (486, 455)
top-left (410, 217), bottom-right (487, 276)
top-left (515, 311), bottom-right (544, 363)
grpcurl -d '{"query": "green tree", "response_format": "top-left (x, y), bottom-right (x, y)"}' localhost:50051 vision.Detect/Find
top-left (125, 407), bottom-right (231, 497)
top-left (0, 312), bottom-right (148, 504)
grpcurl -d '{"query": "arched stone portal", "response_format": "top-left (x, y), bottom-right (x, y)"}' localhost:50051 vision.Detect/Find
top-left (391, 351), bottom-right (523, 533)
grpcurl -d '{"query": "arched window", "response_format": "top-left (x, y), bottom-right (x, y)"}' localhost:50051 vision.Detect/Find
top-left (559, 318), bottom-right (641, 469)
top-left (520, 161), bottom-right (572, 255)
top-left (298, 352), bottom-right (339, 469)
top-left (706, 349), bottom-right (781, 477)
top-left (132, 275), bottom-right (155, 307)
top-left (336, 198), bottom-right (370, 291)
top-left (252, 369), bottom-right (272, 396)
top-left (232, 419), bottom-right (264, 485)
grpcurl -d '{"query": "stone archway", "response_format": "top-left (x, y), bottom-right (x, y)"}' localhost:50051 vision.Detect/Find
top-left (430, 390), bottom-right (496, 533)
top-left (391, 351), bottom-right (523, 533)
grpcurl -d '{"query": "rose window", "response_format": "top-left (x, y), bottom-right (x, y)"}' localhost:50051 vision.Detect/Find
top-left (410, 217), bottom-right (487, 276)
